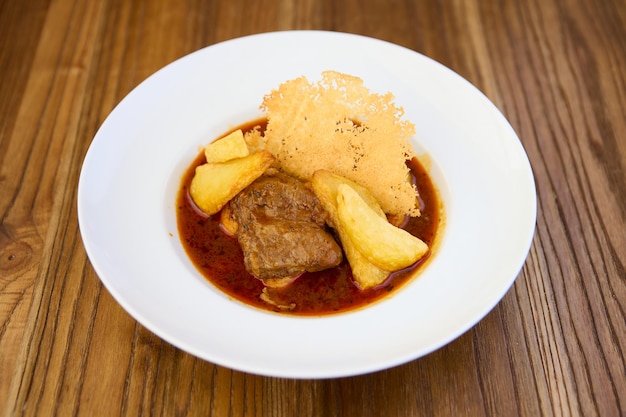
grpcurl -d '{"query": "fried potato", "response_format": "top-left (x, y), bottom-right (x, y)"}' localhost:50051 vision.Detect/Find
top-left (311, 170), bottom-right (389, 289)
top-left (219, 204), bottom-right (238, 235)
top-left (336, 184), bottom-right (428, 271)
top-left (340, 235), bottom-right (390, 289)
top-left (311, 170), bottom-right (385, 223)
top-left (204, 129), bottom-right (249, 163)
top-left (190, 151), bottom-right (274, 215)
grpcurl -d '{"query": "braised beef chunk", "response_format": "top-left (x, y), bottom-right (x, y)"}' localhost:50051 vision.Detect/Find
top-left (228, 172), bottom-right (343, 281)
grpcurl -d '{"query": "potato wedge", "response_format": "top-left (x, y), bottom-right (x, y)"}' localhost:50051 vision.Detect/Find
top-left (190, 151), bottom-right (274, 215)
top-left (204, 129), bottom-right (249, 163)
top-left (339, 233), bottom-right (390, 289)
top-left (336, 183), bottom-right (428, 271)
top-left (219, 204), bottom-right (238, 235)
top-left (311, 170), bottom-right (389, 289)
top-left (311, 170), bottom-right (385, 223)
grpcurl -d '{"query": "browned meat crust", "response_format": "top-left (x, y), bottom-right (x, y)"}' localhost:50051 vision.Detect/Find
top-left (228, 172), bottom-right (343, 282)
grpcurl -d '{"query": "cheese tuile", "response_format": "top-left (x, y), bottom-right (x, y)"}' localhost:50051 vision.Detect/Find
top-left (245, 71), bottom-right (420, 217)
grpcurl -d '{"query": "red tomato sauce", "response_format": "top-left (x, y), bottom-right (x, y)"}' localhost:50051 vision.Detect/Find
top-left (176, 120), bottom-right (442, 315)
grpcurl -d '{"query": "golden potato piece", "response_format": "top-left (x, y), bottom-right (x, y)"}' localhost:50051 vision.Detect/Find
top-left (336, 183), bottom-right (428, 271)
top-left (204, 129), bottom-right (249, 163)
top-left (190, 151), bottom-right (274, 215)
top-left (311, 170), bottom-right (385, 223)
top-left (311, 170), bottom-right (389, 289)
top-left (339, 233), bottom-right (390, 289)
top-left (219, 204), bottom-right (238, 235)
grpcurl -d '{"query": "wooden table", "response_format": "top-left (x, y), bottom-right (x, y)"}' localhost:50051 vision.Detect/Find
top-left (1, 0), bottom-right (624, 415)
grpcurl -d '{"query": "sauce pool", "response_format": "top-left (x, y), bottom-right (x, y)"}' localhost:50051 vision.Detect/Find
top-left (176, 120), bottom-right (442, 315)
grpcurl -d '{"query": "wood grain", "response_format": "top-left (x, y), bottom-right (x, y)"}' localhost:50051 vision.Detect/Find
top-left (1, 0), bottom-right (624, 415)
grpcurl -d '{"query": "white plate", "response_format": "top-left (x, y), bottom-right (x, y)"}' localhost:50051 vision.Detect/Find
top-left (78, 31), bottom-right (536, 378)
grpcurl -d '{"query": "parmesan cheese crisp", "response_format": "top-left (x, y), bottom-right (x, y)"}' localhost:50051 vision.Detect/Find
top-left (245, 71), bottom-right (420, 217)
